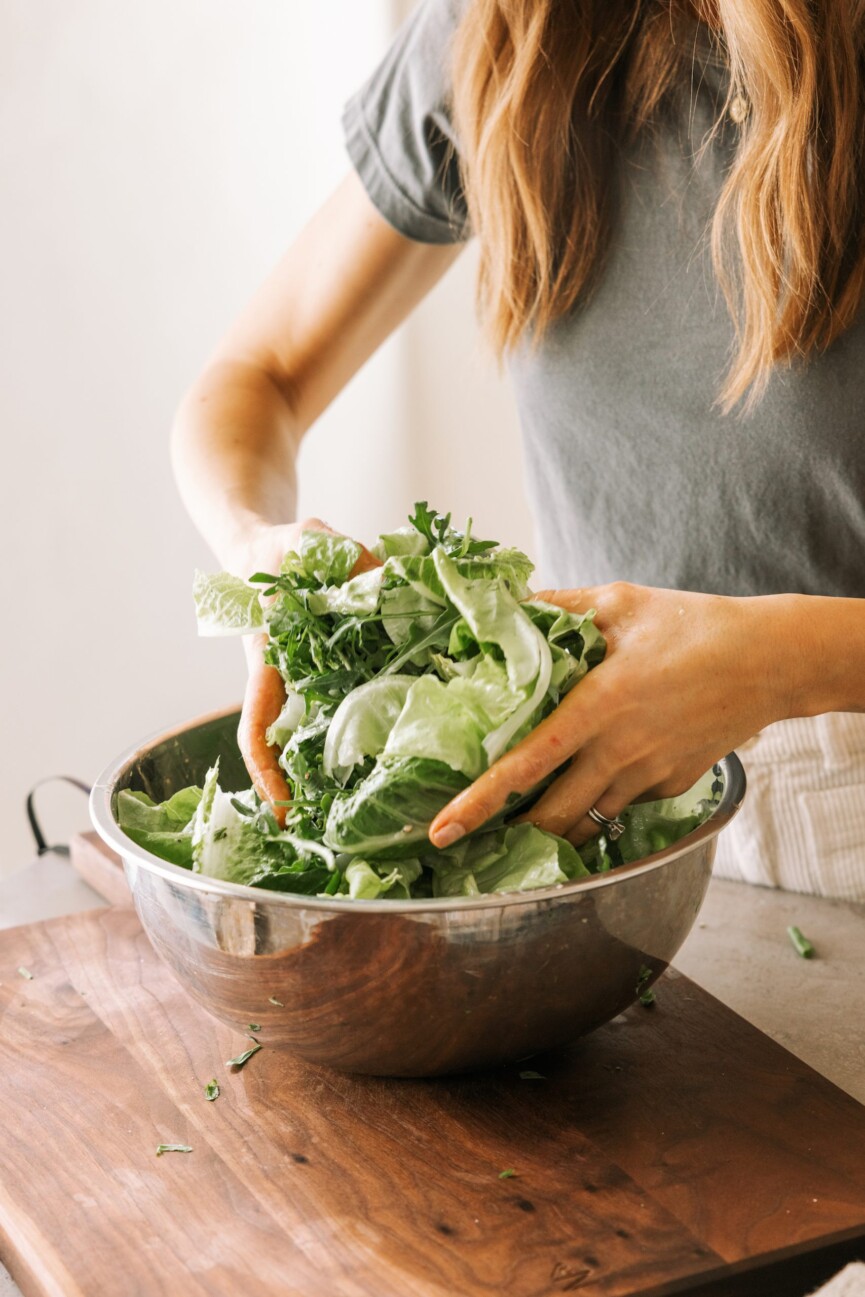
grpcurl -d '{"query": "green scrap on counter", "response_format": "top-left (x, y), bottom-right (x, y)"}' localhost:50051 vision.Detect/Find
top-left (498, 1169), bottom-right (517, 1179)
top-left (226, 1043), bottom-right (262, 1070)
top-left (787, 925), bottom-right (816, 959)
top-left (156, 1144), bottom-right (193, 1156)
top-left (268, 997), bottom-right (284, 1007)
top-left (248, 1023), bottom-right (262, 1032)
top-left (204, 1079), bottom-right (220, 1102)
top-left (635, 964), bottom-right (657, 1005)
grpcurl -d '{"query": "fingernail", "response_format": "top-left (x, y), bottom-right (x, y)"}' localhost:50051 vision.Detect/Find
top-left (430, 822), bottom-right (466, 849)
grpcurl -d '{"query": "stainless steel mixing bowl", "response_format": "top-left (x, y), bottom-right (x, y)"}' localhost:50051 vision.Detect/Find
top-left (91, 706), bottom-right (745, 1076)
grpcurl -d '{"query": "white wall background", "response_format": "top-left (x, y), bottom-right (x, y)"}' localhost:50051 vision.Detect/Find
top-left (1, 1), bottom-right (530, 877)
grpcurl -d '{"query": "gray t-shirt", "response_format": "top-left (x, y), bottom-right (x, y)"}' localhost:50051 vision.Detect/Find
top-left (343, 0), bottom-right (865, 597)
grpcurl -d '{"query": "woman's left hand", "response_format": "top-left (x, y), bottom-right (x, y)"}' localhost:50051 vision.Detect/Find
top-left (428, 581), bottom-right (802, 849)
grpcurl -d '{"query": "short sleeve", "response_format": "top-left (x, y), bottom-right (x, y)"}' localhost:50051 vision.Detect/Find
top-left (342, 0), bottom-right (471, 245)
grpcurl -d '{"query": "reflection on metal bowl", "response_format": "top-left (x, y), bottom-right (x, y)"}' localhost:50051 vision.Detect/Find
top-left (90, 707), bottom-right (745, 1077)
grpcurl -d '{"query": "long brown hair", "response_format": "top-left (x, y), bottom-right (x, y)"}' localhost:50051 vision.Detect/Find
top-left (451, 0), bottom-right (865, 410)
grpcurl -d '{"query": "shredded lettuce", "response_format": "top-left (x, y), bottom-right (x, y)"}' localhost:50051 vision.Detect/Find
top-left (118, 502), bottom-right (722, 899)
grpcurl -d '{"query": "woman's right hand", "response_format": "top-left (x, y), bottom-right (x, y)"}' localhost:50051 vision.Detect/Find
top-left (232, 518), bottom-right (381, 826)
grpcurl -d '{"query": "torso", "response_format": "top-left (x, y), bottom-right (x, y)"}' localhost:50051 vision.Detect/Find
top-left (512, 47), bottom-right (865, 596)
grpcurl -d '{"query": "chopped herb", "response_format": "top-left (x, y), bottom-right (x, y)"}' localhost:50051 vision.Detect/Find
top-left (248, 1023), bottom-right (261, 1033)
top-left (519, 1070), bottom-right (545, 1080)
top-left (156, 1144), bottom-right (193, 1156)
top-left (17, 967), bottom-right (33, 980)
top-left (498, 1169), bottom-right (517, 1179)
top-left (204, 1079), bottom-right (220, 1102)
top-left (226, 1043), bottom-right (262, 1070)
top-left (268, 996), bottom-right (284, 1007)
top-left (787, 925), bottom-right (815, 959)
top-left (636, 964), bottom-right (657, 1006)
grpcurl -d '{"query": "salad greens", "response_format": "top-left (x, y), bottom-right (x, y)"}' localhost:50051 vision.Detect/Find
top-left (118, 503), bottom-right (721, 900)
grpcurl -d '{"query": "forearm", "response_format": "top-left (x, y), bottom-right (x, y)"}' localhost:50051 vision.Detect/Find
top-left (775, 593), bottom-right (865, 716)
top-left (171, 358), bottom-right (303, 569)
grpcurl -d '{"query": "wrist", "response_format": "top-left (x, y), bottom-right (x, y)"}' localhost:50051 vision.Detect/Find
top-left (219, 514), bottom-right (277, 575)
top-left (739, 593), bottom-right (818, 725)
top-left (747, 592), bottom-right (865, 720)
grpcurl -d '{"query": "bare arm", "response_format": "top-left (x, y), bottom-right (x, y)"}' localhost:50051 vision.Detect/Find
top-left (172, 170), bottom-right (464, 816)
top-left (171, 169), bottom-right (463, 571)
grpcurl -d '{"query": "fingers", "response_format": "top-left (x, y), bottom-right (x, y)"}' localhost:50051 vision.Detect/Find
top-left (350, 543), bottom-right (383, 575)
top-left (530, 588), bottom-right (600, 614)
top-left (238, 637), bottom-right (292, 827)
top-left (428, 666), bottom-right (609, 846)
top-left (530, 580), bottom-right (641, 638)
top-left (237, 523), bottom-right (379, 829)
top-left (520, 762), bottom-right (632, 847)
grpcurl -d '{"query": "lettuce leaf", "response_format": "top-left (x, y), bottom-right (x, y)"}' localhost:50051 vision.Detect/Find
top-left (324, 756), bottom-right (469, 856)
top-left (322, 675), bottom-right (416, 784)
top-left (116, 786), bottom-right (202, 867)
top-left (193, 571), bottom-right (264, 637)
top-left (425, 823), bottom-right (589, 897)
top-left (295, 530), bottom-right (362, 585)
top-left (382, 660), bottom-right (519, 780)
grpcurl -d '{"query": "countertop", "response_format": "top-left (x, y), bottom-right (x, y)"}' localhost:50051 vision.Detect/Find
top-left (1, 853), bottom-right (863, 1295)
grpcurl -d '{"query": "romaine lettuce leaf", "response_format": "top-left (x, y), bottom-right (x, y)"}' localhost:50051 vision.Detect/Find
top-left (344, 857), bottom-right (423, 900)
top-left (116, 786), bottom-right (202, 867)
top-left (425, 823), bottom-right (589, 897)
top-left (307, 566), bottom-right (385, 617)
top-left (324, 756), bottom-right (469, 856)
top-left (265, 688), bottom-right (306, 749)
top-left (431, 549), bottom-right (553, 763)
top-left (193, 571), bottom-right (264, 637)
top-left (296, 530), bottom-right (362, 585)
top-left (382, 659), bottom-right (519, 780)
top-left (323, 675), bottom-right (416, 784)
top-left (373, 525), bottom-right (430, 560)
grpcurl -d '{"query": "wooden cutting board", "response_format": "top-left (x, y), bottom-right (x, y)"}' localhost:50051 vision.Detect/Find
top-left (2, 891), bottom-right (865, 1295)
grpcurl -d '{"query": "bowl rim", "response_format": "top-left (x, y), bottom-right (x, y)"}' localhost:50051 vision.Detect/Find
top-left (90, 704), bottom-right (746, 914)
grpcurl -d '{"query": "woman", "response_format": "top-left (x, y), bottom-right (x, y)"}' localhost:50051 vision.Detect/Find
top-left (172, 0), bottom-right (865, 898)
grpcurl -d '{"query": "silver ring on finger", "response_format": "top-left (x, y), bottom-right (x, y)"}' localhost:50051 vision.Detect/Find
top-left (587, 805), bottom-right (626, 841)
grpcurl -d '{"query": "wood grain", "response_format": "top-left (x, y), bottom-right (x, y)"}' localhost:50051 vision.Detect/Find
top-left (1, 907), bottom-right (864, 1296)
top-left (69, 832), bottom-right (127, 905)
